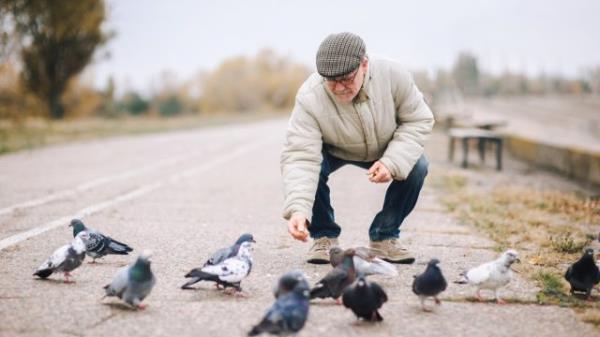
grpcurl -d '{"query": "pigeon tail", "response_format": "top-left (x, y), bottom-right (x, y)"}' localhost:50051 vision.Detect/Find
top-left (372, 310), bottom-right (384, 322)
top-left (180, 277), bottom-right (201, 289)
top-left (454, 272), bottom-right (469, 284)
top-left (107, 240), bottom-right (133, 255)
top-left (33, 269), bottom-right (53, 279)
top-left (184, 269), bottom-right (219, 283)
top-left (309, 284), bottom-right (331, 299)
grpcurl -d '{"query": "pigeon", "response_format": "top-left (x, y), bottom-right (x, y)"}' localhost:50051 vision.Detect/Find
top-left (565, 248), bottom-right (600, 300)
top-left (273, 270), bottom-right (309, 299)
top-left (412, 258), bottom-right (447, 311)
top-left (310, 249), bottom-right (356, 303)
top-left (70, 219), bottom-right (133, 263)
top-left (330, 246), bottom-right (398, 277)
top-left (249, 272), bottom-right (310, 336)
top-left (181, 233), bottom-right (255, 289)
top-left (455, 249), bottom-right (519, 304)
top-left (33, 232), bottom-right (90, 283)
top-left (342, 276), bottom-right (388, 321)
top-left (103, 251), bottom-right (156, 309)
top-left (182, 241), bottom-right (253, 294)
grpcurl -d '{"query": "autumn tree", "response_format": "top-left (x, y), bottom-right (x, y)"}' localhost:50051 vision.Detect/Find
top-left (0, 0), bottom-right (109, 119)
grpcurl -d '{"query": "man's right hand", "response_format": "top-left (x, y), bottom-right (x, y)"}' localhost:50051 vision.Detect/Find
top-left (288, 213), bottom-right (309, 242)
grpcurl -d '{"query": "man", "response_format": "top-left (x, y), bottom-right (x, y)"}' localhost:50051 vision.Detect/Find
top-left (281, 32), bottom-right (434, 264)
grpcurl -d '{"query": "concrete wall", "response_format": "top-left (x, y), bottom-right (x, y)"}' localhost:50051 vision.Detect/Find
top-left (505, 134), bottom-right (600, 188)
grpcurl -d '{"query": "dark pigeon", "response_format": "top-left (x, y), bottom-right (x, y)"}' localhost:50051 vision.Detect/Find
top-left (565, 248), bottom-right (600, 300)
top-left (412, 258), bottom-right (448, 311)
top-left (342, 276), bottom-right (388, 322)
top-left (182, 241), bottom-right (253, 294)
top-left (310, 249), bottom-right (356, 303)
top-left (34, 232), bottom-right (90, 283)
top-left (273, 270), bottom-right (309, 299)
top-left (70, 219), bottom-right (133, 263)
top-left (330, 246), bottom-right (397, 277)
top-left (248, 273), bottom-right (310, 336)
top-left (181, 233), bottom-right (255, 289)
top-left (103, 251), bottom-right (156, 309)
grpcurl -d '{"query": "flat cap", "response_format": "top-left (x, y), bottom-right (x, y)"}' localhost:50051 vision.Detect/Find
top-left (316, 32), bottom-right (366, 78)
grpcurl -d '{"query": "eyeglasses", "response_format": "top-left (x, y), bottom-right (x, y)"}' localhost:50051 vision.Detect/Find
top-left (324, 67), bottom-right (360, 87)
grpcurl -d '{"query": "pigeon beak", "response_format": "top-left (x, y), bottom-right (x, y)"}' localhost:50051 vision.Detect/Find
top-left (251, 239), bottom-right (256, 243)
top-left (515, 258), bottom-right (521, 263)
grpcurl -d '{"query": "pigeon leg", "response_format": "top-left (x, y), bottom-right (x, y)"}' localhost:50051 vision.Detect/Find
top-left (335, 297), bottom-right (342, 305)
top-left (137, 303), bottom-right (148, 310)
top-left (494, 290), bottom-right (506, 304)
top-left (63, 272), bottom-right (75, 284)
top-left (586, 289), bottom-right (593, 302)
top-left (476, 289), bottom-right (484, 302)
top-left (420, 296), bottom-right (432, 312)
top-left (88, 258), bottom-right (97, 264)
top-left (434, 296), bottom-right (442, 305)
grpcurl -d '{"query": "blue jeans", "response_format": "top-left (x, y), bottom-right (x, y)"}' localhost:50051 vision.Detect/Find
top-left (309, 150), bottom-right (428, 241)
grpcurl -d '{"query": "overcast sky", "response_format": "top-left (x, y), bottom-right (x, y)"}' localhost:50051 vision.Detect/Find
top-left (91, 0), bottom-right (600, 92)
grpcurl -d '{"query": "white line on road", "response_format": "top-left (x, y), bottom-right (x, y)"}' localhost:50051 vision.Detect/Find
top-left (0, 137), bottom-right (275, 252)
top-left (0, 154), bottom-right (192, 217)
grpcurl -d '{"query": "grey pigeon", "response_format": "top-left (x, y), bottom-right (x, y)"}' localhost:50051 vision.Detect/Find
top-left (412, 258), bottom-right (447, 311)
top-left (310, 249), bottom-right (356, 304)
top-left (181, 233), bottom-right (255, 289)
top-left (342, 276), bottom-right (388, 321)
top-left (330, 246), bottom-right (398, 277)
top-left (455, 249), bottom-right (519, 304)
top-left (565, 248), bottom-right (600, 300)
top-left (182, 241), bottom-right (253, 294)
top-left (273, 270), bottom-right (309, 299)
top-left (249, 272), bottom-right (310, 336)
top-left (70, 219), bottom-right (133, 263)
top-left (103, 251), bottom-right (156, 309)
top-left (33, 232), bottom-right (90, 283)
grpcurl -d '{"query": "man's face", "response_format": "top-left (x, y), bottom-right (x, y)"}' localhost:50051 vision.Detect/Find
top-left (324, 58), bottom-right (368, 104)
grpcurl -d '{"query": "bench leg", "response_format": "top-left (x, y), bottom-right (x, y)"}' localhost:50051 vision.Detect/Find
top-left (496, 139), bottom-right (503, 171)
top-left (478, 139), bottom-right (486, 164)
top-left (448, 137), bottom-right (455, 162)
top-left (461, 138), bottom-right (469, 168)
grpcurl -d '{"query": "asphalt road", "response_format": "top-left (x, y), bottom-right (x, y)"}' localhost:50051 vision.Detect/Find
top-left (0, 118), bottom-right (596, 337)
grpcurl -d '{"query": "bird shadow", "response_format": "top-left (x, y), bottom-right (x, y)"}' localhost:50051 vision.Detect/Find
top-left (33, 278), bottom-right (76, 285)
top-left (101, 302), bottom-right (139, 311)
top-left (181, 286), bottom-right (252, 301)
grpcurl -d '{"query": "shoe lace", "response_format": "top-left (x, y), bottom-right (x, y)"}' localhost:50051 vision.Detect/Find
top-left (312, 238), bottom-right (331, 251)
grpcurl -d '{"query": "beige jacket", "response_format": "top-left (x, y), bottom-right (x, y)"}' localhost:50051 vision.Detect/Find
top-left (281, 56), bottom-right (434, 220)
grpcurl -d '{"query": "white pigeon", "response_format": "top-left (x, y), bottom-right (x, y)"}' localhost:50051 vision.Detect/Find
top-left (457, 249), bottom-right (520, 304)
top-left (33, 232), bottom-right (90, 283)
top-left (182, 241), bottom-right (253, 295)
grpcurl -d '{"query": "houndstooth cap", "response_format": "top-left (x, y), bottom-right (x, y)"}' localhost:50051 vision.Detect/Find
top-left (316, 32), bottom-right (366, 78)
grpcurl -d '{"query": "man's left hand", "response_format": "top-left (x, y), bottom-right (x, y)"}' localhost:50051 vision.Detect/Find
top-left (367, 161), bottom-right (392, 183)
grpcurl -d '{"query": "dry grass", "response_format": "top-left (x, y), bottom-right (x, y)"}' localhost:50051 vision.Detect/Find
top-left (430, 170), bottom-right (600, 326)
top-left (0, 112), bottom-right (284, 154)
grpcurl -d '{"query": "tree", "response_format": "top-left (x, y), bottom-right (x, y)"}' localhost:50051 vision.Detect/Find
top-left (0, 0), bottom-right (109, 119)
top-left (452, 52), bottom-right (480, 96)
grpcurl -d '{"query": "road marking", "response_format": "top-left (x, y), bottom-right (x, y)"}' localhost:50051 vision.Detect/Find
top-left (0, 154), bottom-right (192, 217)
top-left (0, 137), bottom-right (274, 252)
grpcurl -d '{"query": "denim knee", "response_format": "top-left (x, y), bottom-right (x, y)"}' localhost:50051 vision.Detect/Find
top-left (407, 155), bottom-right (428, 182)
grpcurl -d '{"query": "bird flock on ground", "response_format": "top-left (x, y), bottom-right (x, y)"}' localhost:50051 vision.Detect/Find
top-left (33, 219), bottom-right (600, 336)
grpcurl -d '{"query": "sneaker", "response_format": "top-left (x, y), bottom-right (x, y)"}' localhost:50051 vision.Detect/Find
top-left (307, 237), bottom-right (339, 264)
top-left (369, 238), bottom-right (415, 264)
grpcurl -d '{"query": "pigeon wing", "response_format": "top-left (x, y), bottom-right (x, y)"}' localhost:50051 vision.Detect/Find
top-left (466, 262), bottom-right (492, 285)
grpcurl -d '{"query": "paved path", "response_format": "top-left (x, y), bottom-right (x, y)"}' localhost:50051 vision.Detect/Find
top-left (0, 118), bottom-right (596, 337)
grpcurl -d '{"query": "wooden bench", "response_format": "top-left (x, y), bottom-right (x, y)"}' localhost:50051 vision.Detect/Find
top-left (448, 128), bottom-right (504, 170)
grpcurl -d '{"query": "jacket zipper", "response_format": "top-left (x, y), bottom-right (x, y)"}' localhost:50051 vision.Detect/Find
top-left (354, 104), bottom-right (369, 161)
